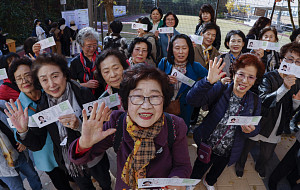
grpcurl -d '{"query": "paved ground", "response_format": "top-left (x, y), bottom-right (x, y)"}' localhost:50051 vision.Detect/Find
top-left (22, 134), bottom-right (296, 190)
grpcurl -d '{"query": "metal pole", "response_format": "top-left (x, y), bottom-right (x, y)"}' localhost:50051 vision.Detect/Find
top-left (270, 1), bottom-right (276, 21)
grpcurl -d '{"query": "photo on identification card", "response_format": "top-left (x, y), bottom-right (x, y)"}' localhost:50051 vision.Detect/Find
top-left (158, 27), bottom-right (174, 34)
top-left (131, 23), bottom-right (147, 30)
top-left (226, 116), bottom-right (262, 126)
top-left (247, 39), bottom-right (256, 49)
top-left (278, 61), bottom-right (292, 75)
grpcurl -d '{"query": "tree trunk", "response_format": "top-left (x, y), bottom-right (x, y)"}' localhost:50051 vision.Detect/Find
top-left (287, 0), bottom-right (295, 30)
top-left (103, 0), bottom-right (114, 34)
top-left (88, 0), bottom-right (94, 27)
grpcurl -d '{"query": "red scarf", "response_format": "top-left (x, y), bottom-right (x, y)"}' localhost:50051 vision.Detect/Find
top-left (80, 52), bottom-right (98, 94)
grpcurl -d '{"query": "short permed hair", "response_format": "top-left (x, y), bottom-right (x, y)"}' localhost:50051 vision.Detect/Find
top-left (280, 42), bottom-right (300, 59)
top-left (32, 53), bottom-right (70, 90)
top-left (199, 4), bottom-right (215, 24)
top-left (230, 53), bottom-right (265, 81)
top-left (224, 30), bottom-right (246, 49)
top-left (8, 57), bottom-right (32, 83)
top-left (76, 27), bottom-right (99, 47)
top-left (258, 26), bottom-right (279, 42)
top-left (128, 37), bottom-right (152, 58)
top-left (96, 48), bottom-right (129, 85)
top-left (119, 63), bottom-right (174, 110)
top-left (201, 22), bottom-right (219, 34)
top-left (162, 12), bottom-right (179, 28)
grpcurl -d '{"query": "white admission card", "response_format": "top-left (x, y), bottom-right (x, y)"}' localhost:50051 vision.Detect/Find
top-left (158, 27), bottom-right (174, 34)
top-left (278, 61), bottom-right (300, 78)
top-left (190, 35), bottom-right (203, 45)
top-left (226, 116), bottom-right (262, 126)
top-left (38, 36), bottom-right (56, 50)
top-left (32, 100), bottom-right (74, 128)
top-left (171, 68), bottom-right (195, 87)
top-left (131, 23), bottom-right (147, 30)
top-left (83, 93), bottom-right (121, 116)
top-left (0, 68), bottom-right (8, 80)
top-left (247, 39), bottom-right (280, 51)
top-left (7, 116), bottom-right (39, 129)
top-left (138, 178), bottom-right (200, 188)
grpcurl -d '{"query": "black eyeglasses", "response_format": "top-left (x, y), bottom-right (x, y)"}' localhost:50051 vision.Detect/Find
top-left (129, 95), bottom-right (164, 105)
top-left (15, 75), bottom-right (32, 84)
top-left (284, 57), bottom-right (300, 65)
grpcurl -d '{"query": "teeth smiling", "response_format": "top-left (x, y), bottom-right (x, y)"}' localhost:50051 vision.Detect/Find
top-left (140, 113), bottom-right (152, 117)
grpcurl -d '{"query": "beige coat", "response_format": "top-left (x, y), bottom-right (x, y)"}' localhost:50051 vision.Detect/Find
top-left (194, 44), bottom-right (220, 70)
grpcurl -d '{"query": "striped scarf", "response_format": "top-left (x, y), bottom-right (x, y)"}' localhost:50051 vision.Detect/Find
top-left (201, 44), bottom-right (213, 66)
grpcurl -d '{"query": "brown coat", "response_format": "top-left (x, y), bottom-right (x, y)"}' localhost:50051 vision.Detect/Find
top-left (194, 44), bottom-right (220, 70)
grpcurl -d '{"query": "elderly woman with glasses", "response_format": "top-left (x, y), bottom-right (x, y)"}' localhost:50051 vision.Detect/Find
top-left (6, 57), bottom-right (72, 190)
top-left (127, 37), bottom-right (153, 66)
top-left (6, 54), bottom-right (112, 190)
top-left (236, 42), bottom-right (300, 180)
top-left (188, 54), bottom-right (264, 189)
top-left (68, 64), bottom-right (192, 190)
top-left (159, 12), bottom-right (180, 57)
top-left (69, 27), bottom-right (104, 98)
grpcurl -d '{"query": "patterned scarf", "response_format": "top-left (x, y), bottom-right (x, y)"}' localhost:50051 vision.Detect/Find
top-left (79, 51), bottom-right (98, 94)
top-left (121, 114), bottom-right (164, 188)
top-left (201, 44), bottom-right (213, 66)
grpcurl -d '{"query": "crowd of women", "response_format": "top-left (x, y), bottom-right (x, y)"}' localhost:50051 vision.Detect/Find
top-left (0, 3), bottom-right (300, 190)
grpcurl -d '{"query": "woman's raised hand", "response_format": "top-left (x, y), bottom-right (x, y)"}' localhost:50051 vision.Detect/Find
top-left (78, 102), bottom-right (116, 150)
top-left (4, 99), bottom-right (29, 133)
top-left (207, 57), bottom-right (226, 84)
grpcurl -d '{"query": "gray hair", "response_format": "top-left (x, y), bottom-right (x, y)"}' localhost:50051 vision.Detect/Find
top-left (76, 27), bottom-right (99, 47)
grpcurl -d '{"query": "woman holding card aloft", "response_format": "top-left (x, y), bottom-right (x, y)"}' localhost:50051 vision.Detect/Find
top-left (136, 16), bottom-right (160, 66)
top-left (244, 17), bottom-right (271, 52)
top-left (236, 42), bottom-right (300, 179)
top-left (69, 64), bottom-right (192, 190)
top-left (188, 54), bottom-right (264, 189)
top-left (5, 54), bottom-right (112, 190)
top-left (159, 12), bottom-right (180, 57)
top-left (252, 27), bottom-right (280, 73)
top-left (6, 57), bottom-right (72, 190)
top-left (158, 34), bottom-right (208, 128)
